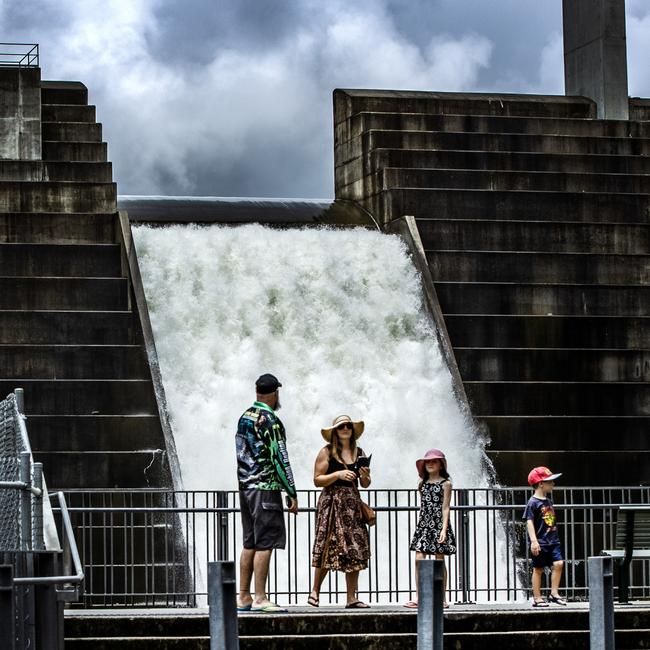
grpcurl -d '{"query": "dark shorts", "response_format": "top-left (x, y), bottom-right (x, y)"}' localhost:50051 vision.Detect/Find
top-left (531, 543), bottom-right (563, 568)
top-left (239, 489), bottom-right (286, 550)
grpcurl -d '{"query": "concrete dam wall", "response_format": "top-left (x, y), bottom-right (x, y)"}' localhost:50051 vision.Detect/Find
top-left (3, 67), bottom-right (649, 490)
top-left (334, 88), bottom-right (650, 486)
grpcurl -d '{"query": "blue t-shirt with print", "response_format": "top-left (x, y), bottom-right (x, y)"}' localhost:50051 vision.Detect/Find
top-left (523, 496), bottom-right (560, 547)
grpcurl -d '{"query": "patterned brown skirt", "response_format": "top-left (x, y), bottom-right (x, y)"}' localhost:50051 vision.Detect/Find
top-left (311, 485), bottom-right (370, 573)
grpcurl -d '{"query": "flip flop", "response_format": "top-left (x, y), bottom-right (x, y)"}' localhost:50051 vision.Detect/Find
top-left (403, 600), bottom-right (418, 609)
top-left (345, 600), bottom-right (370, 609)
top-left (548, 594), bottom-right (567, 605)
top-left (532, 599), bottom-right (549, 608)
top-left (236, 603), bottom-right (252, 612)
top-left (251, 603), bottom-right (288, 613)
top-left (307, 595), bottom-right (319, 607)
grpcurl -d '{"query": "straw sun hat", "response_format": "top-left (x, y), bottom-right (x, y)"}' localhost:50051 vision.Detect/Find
top-left (321, 414), bottom-right (364, 443)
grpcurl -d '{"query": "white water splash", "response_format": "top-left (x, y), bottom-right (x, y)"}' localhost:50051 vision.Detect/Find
top-left (133, 224), bottom-right (489, 491)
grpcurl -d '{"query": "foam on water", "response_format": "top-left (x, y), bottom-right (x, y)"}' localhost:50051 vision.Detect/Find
top-left (133, 224), bottom-right (489, 491)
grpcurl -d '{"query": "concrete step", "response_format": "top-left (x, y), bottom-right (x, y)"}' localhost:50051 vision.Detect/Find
top-left (478, 416), bottom-right (650, 450)
top-left (0, 180), bottom-right (116, 212)
top-left (465, 381), bottom-right (650, 416)
top-left (456, 348), bottom-right (650, 381)
top-left (42, 121), bottom-right (102, 142)
top-left (436, 282), bottom-right (650, 316)
top-left (350, 130), bottom-right (650, 160)
top-left (0, 379), bottom-right (158, 415)
top-left (374, 148), bottom-right (650, 175)
top-left (381, 168), bottom-right (650, 194)
top-left (0, 311), bottom-right (136, 344)
top-left (416, 219), bottom-right (650, 254)
top-left (28, 415), bottom-right (162, 451)
top-left (0, 212), bottom-right (116, 244)
top-left (383, 188), bottom-right (650, 223)
top-left (37, 450), bottom-right (170, 489)
top-left (427, 251), bottom-right (650, 284)
top-left (0, 160), bottom-right (113, 182)
top-left (41, 103), bottom-right (96, 122)
top-left (444, 315), bottom-right (650, 349)
top-left (0, 243), bottom-right (121, 276)
top-left (334, 90), bottom-right (596, 123)
top-left (0, 344), bottom-right (148, 379)
top-left (490, 449), bottom-right (650, 486)
top-left (42, 141), bottom-right (108, 162)
top-left (41, 81), bottom-right (88, 105)
top-left (337, 111), bottom-right (650, 143)
top-left (0, 277), bottom-right (127, 309)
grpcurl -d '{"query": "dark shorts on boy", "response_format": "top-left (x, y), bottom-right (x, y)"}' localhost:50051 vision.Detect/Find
top-left (532, 543), bottom-right (563, 568)
top-left (239, 489), bottom-right (286, 550)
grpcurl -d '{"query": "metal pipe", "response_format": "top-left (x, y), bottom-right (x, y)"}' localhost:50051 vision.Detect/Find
top-left (19, 451), bottom-right (32, 550)
top-left (588, 556), bottom-right (615, 650)
top-left (14, 493), bottom-right (84, 586)
top-left (208, 561), bottom-right (239, 650)
top-left (417, 559), bottom-right (444, 650)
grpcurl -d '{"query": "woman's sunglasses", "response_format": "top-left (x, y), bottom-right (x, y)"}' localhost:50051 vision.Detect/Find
top-left (336, 422), bottom-right (353, 431)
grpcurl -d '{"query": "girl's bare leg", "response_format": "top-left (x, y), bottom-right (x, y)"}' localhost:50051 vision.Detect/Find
top-left (435, 554), bottom-right (448, 606)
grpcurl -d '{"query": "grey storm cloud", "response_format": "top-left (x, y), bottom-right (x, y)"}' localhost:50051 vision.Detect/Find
top-left (2, 0), bottom-right (649, 198)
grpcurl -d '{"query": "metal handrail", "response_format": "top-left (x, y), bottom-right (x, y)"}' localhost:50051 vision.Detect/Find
top-left (13, 492), bottom-right (84, 587)
top-left (0, 43), bottom-right (39, 67)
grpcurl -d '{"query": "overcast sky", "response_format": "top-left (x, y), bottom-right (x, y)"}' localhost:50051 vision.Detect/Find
top-left (3, 0), bottom-right (650, 198)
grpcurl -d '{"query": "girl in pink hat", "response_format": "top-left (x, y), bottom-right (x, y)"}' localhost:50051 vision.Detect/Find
top-left (404, 449), bottom-right (456, 609)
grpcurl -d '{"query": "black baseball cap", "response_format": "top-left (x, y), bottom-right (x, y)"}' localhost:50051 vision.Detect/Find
top-left (255, 373), bottom-right (282, 394)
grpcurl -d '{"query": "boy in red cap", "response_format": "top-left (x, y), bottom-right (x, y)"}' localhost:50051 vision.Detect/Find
top-left (523, 466), bottom-right (566, 607)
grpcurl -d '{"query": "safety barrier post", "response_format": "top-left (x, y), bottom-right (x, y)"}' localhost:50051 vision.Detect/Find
top-left (216, 491), bottom-right (229, 561)
top-left (417, 559), bottom-right (444, 650)
top-left (0, 564), bottom-right (15, 650)
top-left (19, 451), bottom-right (32, 550)
top-left (588, 556), bottom-right (615, 650)
top-left (456, 488), bottom-right (471, 603)
top-left (208, 561), bottom-right (239, 650)
top-left (32, 462), bottom-right (44, 551)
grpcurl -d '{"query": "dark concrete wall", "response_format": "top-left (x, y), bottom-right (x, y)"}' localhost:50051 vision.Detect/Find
top-left (334, 87), bottom-right (650, 486)
top-left (0, 67), bottom-right (41, 159)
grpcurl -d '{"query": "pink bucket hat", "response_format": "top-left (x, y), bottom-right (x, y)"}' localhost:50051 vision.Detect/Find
top-left (416, 449), bottom-right (447, 478)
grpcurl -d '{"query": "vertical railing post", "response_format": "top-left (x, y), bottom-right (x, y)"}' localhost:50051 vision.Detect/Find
top-left (14, 387), bottom-right (25, 415)
top-left (19, 451), bottom-right (32, 551)
top-left (588, 556), bottom-right (615, 650)
top-left (417, 559), bottom-right (444, 650)
top-left (208, 561), bottom-right (239, 650)
top-left (216, 491), bottom-right (229, 561)
top-left (456, 488), bottom-right (471, 603)
top-left (32, 462), bottom-right (44, 551)
top-left (0, 564), bottom-right (16, 650)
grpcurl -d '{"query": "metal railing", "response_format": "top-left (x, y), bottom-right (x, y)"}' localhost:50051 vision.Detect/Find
top-left (60, 486), bottom-right (650, 607)
top-left (0, 389), bottom-right (45, 552)
top-left (0, 43), bottom-right (39, 67)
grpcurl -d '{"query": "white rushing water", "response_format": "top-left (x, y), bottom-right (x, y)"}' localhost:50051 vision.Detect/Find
top-left (133, 224), bottom-right (489, 492)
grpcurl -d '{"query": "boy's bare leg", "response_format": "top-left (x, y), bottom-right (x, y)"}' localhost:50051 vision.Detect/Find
top-left (532, 567), bottom-right (544, 601)
top-left (238, 548), bottom-right (255, 607)
top-left (550, 560), bottom-right (564, 597)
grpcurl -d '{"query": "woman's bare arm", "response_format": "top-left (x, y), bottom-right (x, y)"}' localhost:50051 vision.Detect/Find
top-left (313, 447), bottom-right (355, 487)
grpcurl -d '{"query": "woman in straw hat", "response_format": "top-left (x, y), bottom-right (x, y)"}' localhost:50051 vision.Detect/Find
top-left (308, 414), bottom-right (372, 608)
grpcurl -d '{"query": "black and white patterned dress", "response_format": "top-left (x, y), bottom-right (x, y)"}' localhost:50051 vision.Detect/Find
top-left (409, 480), bottom-right (456, 555)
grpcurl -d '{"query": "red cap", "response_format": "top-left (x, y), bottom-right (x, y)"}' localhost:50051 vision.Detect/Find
top-left (527, 466), bottom-right (562, 486)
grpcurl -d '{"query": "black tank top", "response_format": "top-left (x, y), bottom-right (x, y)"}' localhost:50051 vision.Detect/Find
top-left (327, 448), bottom-right (364, 487)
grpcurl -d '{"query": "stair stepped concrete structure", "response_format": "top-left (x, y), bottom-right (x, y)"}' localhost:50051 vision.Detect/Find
top-left (63, 607), bottom-right (650, 649)
top-left (0, 72), bottom-right (182, 603)
top-left (0, 78), bottom-right (172, 489)
top-left (334, 89), bottom-right (650, 486)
